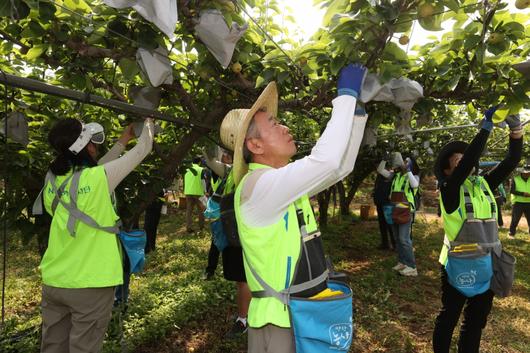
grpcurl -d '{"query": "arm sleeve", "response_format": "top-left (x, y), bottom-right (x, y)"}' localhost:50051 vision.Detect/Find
top-left (203, 153), bottom-right (228, 178)
top-left (407, 172), bottom-right (419, 189)
top-left (377, 160), bottom-right (393, 179)
top-left (241, 96), bottom-right (365, 227)
top-left (440, 128), bottom-right (490, 214)
top-left (98, 142), bottom-right (126, 165)
top-left (103, 119), bottom-right (154, 192)
top-left (484, 137), bottom-right (523, 191)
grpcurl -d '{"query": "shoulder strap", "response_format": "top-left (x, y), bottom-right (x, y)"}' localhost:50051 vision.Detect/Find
top-left (48, 169), bottom-right (121, 236)
top-left (243, 250), bottom-right (329, 304)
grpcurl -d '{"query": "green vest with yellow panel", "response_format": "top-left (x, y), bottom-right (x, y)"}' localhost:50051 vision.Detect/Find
top-left (184, 163), bottom-right (204, 196)
top-left (511, 175), bottom-right (530, 204)
top-left (390, 172), bottom-right (417, 210)
top-left (234, 163), bottom-right (319, 328)
top-left (41, 166), bottom-right (123, 288)
top-left (438, 176), bottom-right (498, 265)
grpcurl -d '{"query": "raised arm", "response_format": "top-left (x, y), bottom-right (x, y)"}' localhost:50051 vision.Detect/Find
top-left (98, 124), bottom-right (135, 165)
top-left (103, 119), bottom-right (154, 192)
top-left (484, 116), bottom-right (523, 190)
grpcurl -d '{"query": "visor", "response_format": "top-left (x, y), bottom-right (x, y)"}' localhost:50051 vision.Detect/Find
top-left (68, 122), bottom-right (105, 154)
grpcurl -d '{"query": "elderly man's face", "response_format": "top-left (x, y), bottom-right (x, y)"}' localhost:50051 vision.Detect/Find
top-left (248, 110), bottom-right (296, 164)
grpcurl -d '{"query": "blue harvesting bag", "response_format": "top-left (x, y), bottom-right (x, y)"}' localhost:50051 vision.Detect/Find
top-left (445, 253), bottom-right (493, 297)
top-left (210, 219), bottom-right (228, 252)
top-left (289, 281), bottom-right (354, 352)
top-left (118, 229), bottom-right (147, 274)
top-left (382, 204), bottom-right (394, 225)
top-left (204, 197), bottom-right (221, 219)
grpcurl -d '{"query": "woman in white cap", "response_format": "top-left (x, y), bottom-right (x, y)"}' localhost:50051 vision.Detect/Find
top-left (39, 118), bottom-right (154, 353)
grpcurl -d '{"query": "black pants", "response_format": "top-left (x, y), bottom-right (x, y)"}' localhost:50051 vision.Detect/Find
top-left (205, 238), bottom-right (220, 275)
top-left (144, 198), bottom-right (163, 254)
top-left (433, 267), bottom-right (494, 353)
top-left (376, 204), bottom-right (394, 249)
top-left (509, 202), bottom-right (530, 236)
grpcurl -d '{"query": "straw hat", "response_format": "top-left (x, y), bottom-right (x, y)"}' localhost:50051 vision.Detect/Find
top-left (220, 82), bottom-right (278, 186)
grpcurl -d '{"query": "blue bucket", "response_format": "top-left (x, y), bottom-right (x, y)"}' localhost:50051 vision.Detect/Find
top-left (118, 229), bottom-right (147, 274)
top-left (445, 253), bottom-right (493, 297)
top-left (289, 281), bottom-right (354, 352)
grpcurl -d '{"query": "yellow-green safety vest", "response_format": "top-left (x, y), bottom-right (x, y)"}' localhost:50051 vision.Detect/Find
top-left (511, 175), bottom-right (530, 204)
top-left (184, 164), bottom-right (204, 196)
top-left (390, 172), bottom-right (417, 210)
top-left (41, 166), bottom-right (123, 288)
top-left (211, 177), bottom-right (221, 193)
top-left (234, 163), bottom-right (318, 328)
top-left (438, 176), bottom-right (497, 265)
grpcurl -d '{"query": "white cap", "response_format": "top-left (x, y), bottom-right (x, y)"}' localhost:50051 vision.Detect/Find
top-left (68, 122), bottom-right (105, 155)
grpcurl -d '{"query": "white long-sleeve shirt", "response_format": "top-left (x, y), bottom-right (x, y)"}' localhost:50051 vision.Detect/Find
top-left (98, 119), bottom-right (154, 192)
top-left (376, 160), bottom-right (419, 188)
top-left (240, 95), bottom-right (368, 227)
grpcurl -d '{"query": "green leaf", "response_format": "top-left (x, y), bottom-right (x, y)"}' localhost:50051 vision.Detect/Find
top-left (25, 44), bottom-right (47, 60)
top-left (394, 14), bottom-right (414, 33)
top-left (442, 0), bottom-right (460, 13)
top-left (63, 0), bottom-right (91, 13)
top-left (382, 42), bottom-right (408, 62)
top-left (20, 20), bottom-right (45, 38)
top-left (0, 0), bottom-right (30, 19)
top-left (277, 70), bottom-right (289, 84)
top-left (255, 75), bottom-right (265, 88)
top-left (119, 58), bottom-right (139, 80)
top-left (330, 56), bottom-right (346, 76)
top-left (38, 1), bottom-right (56, 22)
top-left (464, 35), bottom-right (481, 51)
top-left (418, 14), bottom-right (444, 31)
top-left (322, 0), bottom-right (350, 27)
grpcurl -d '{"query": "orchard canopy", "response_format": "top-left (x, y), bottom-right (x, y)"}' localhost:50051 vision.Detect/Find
top-left (1, 0), bottom-right (530, 243)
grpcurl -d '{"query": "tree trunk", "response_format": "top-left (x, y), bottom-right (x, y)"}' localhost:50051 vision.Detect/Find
top-left (337, 181), bottom-right (350, 216)
top-left (317, 189), bottom-right (332, 227)
top-left (124, 108), bottom-right (226, 228)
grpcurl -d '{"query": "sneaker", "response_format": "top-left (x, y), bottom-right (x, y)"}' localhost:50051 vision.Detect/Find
top-left (399, 266), bottom-right (418, 277)
top-left (201, 271), bottom-right (214, 280)
top-left (392, 262), bottom-right (406, 271)
top-left (508, 234), bottom-right (515, 239)
top-left (225, 317), bottom-right (248, 339)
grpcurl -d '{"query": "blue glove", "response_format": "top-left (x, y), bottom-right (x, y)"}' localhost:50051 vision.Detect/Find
top-left (354, 102), bottom-right (367, 116)
top-left (505, 114), bottom-right (522, 131)
top-left (337, 63), bottom-right (367, 98)
top-left (480, 106), bottom-right (498, 131)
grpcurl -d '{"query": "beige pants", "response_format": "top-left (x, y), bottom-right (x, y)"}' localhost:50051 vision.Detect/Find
top-left (41, 285), bottom-right (115, 353)
top-left (248, 324), bottom-right (296, 353)
top-left (185, 195), bottom-right (205, 231)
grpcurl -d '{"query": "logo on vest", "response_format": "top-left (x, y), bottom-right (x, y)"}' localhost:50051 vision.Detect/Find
top-left (456, 270), bottom-right (477, 288)
top-left (329, 322), bottom-right (352, 350)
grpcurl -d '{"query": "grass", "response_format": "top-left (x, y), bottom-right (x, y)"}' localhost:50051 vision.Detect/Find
top-left (1, 209), bottom-right (529, 352)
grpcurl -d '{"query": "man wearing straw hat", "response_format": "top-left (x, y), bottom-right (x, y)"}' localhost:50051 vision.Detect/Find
top-left (508, 161), bottom-right (530, 238)
top-left (219, 63), bottom-right (368, 352)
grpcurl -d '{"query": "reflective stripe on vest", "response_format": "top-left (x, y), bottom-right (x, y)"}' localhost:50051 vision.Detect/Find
top-left (41, 166), bottom-right (123, 288)
top-left (439, 177), bottom-right (499, 265)
top-left (184, 164), bottom-right (204, 196)
top-left (234, 163), bottom-right (319, 328)
top-left (511, 175), bottom-right (530, 203)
